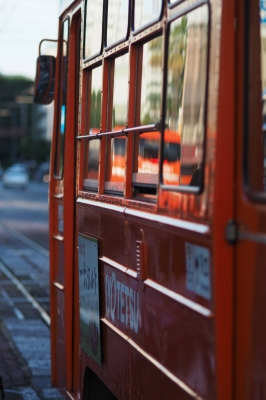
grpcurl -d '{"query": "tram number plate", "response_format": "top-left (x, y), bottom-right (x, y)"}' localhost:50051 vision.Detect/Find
top-left (185, 243), bottom-right (211, 300)
top-left (78, 233), bottom-right (101, 365)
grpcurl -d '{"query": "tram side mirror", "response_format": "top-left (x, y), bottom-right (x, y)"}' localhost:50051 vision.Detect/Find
top-left (34, 55), bottom-right (56, 105)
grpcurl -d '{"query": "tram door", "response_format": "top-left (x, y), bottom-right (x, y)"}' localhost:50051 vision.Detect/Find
top-left (234, 0), bottom-right (266, 397)
top-left (49, 12), bottom-right (81, 393)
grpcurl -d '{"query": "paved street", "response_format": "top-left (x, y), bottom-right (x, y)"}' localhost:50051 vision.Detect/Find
top-left (0, 183), bottom-right (63, 400)
top-left (0, 182), bottom-right (49, 251)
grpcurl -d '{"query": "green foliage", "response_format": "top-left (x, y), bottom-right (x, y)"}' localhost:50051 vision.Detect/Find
top-left (0, 74), bottom-right (34, 128)
top-left (19, 137), bottom-right (51, 163)
top-left (0, 74), bottom-right (33, 103)
top-left (148, 36), bottom-right (163, 68)
top-left (0, 73), bottom-right (48, 168)
top-left (90, 90), bottom-right (101, 129)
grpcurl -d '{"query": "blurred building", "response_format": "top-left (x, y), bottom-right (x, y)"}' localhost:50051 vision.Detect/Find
top-left (0, 79), bottom-right (52, 167)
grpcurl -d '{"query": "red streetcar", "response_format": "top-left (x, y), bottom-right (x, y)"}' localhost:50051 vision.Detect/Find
top-left (34, 0), bottom-right (266, 398)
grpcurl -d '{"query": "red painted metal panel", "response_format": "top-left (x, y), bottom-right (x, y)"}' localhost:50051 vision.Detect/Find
top-left (55, 289), bottom-right (66, 389)
top-left (53, 241), bottom-right (64, 285)
top-left (77, 203), bottom-right (215, 399)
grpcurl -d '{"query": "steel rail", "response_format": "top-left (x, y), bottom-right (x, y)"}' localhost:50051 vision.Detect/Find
top-left (0, 261), bottom-right (50, 326)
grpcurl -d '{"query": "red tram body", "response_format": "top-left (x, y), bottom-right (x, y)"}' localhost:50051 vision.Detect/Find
top-left (34, 0), bottom-right (266, 398)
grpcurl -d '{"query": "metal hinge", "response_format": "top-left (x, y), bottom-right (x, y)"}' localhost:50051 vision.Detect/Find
top-left (225, 219), bottom-right (237, 245)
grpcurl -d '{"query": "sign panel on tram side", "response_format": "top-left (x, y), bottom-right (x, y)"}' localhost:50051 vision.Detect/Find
top-left (78, 233), bottom-right (101, 365)
top-left (105, 270), bottom-right (140, 334)
top-left (185, 242), bottom-right (211, 300)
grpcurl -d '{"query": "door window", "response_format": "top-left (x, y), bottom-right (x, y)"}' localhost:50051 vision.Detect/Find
top-left (245, 0), bottom-right (266, 195)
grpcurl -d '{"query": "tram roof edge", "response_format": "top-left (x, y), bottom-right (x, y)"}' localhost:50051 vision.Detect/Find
top-left (60, 0), bottom-right (76, 16)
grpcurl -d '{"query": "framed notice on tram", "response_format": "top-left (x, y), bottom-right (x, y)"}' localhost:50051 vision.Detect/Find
top-left (78, 233), bottom-right (101, 365)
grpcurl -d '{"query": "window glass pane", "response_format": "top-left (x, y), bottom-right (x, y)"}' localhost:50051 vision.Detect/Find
top-left (54, 19), bottom-right (69, 178)
top-left (134, 0), bottom-right (162, 31)
top-left (107, 53), bottom-right (129, 185)
top-left (140, 37), bottom-right (162, 125)
top-left (109, 137), bottom-right (126, 183)
top-left (84, 0), bottom-right (104, 59)
top-left (89, 66), bottom-right (102, 133)
top-left (138, 132), bottom-right (160, 177)
top-left (107, 0), bottom-right (129, 47)
top-left (85, 66), bottom-right (102, 181)
top-left (87, 140), bottom-right (101, 180)
top-left (137, 132), bottom-right (181, 183)
top-left (113, 53), bottom-right (129, 129)
top-left (137, 37), bottom-right (163, 178)
top-left (246, 0), bottom-right (266, 193)
top-left (164, 5), bottom-right (208, 186)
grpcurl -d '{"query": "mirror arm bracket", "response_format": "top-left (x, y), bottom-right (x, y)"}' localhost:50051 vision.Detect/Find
top-left (39, 39), bottom-right (58, 56)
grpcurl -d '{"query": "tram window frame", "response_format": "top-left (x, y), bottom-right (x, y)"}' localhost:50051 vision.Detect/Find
top-left (133, 0), bottom-right (164, 35)
top-left (168, 0), bottom-right (186, 8)
top-left (159, 3), bottom-right (210, 194)
top-left (83, 0), bottom-right (104, 61)
top-left (54, 17), bottom-right (70, 180)
top-left (243, 0), bottom-right (266, 201)
top-left (105, 0), bottom-right (130, 51)
top-left (104, 51), bottom-right (129, 195)
top-left (83, 64), bottom-right (103, 191)
top-left (131, 33), bottom-right (164, 198)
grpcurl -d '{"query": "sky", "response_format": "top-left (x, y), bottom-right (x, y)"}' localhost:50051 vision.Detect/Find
top-left (0, 0), bottom-right (60, 80)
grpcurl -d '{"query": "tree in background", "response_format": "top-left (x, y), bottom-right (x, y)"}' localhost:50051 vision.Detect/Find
top-left (0, 74), bottom-right (51, 170)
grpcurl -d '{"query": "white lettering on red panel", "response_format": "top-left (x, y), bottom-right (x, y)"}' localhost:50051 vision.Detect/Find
top-left (105, 271), bottom-right (140, 333)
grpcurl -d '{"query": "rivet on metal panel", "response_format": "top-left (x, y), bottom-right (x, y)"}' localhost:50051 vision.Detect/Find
top-left (136, 229), bottom-right (148, 281)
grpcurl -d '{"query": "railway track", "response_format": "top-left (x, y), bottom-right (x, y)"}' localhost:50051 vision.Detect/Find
top-left (0, 216), bottom-right (64, 399)
top-left (0, 221), bottom-right (50, 326)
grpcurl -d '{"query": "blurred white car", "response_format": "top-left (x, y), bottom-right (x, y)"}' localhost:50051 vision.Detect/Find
top-left (3, 165), bottom-right (29, 189)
